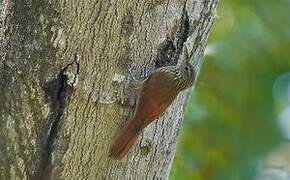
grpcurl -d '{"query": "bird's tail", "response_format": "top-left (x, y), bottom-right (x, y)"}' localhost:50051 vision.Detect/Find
top-left (109, 118), bottom-right (143, 160)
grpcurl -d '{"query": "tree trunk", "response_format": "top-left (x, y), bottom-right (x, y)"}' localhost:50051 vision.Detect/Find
top-left (0, 0), bottom-right (218, 179)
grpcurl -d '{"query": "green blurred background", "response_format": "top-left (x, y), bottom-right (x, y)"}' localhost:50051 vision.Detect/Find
top-left (171, 0), bottom-right (290, 179)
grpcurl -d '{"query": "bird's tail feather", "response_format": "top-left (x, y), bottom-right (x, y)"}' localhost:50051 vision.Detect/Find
top-left (109, 118), bottom-right (142, 160)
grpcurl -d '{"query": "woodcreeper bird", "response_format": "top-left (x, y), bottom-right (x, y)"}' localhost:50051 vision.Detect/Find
top-left (109, 46), bottom-right (196, 159)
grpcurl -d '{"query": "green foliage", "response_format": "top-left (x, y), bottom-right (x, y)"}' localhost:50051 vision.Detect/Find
top-left (171, 0), bottom-right (290, 179)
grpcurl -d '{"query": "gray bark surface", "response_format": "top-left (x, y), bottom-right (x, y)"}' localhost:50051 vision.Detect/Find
top-left (0, 0), bottom-right (218, 179)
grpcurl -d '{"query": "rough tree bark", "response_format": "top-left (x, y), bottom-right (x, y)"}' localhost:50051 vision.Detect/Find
top-left (0, 0), bottom-right (218, 179)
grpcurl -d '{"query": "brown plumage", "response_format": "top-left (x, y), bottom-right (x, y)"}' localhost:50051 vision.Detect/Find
top-left (110, 47), bottom-right (195, 160)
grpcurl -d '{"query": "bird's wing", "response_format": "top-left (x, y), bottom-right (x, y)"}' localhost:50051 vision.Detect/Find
top-left (133, 70), bottom-right (178, 124)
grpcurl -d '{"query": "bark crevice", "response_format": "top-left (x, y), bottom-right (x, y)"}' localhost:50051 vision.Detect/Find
top-left (39, 57), bottom-right (79, 178)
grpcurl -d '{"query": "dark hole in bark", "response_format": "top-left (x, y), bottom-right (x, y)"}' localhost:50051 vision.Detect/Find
top-left (154, 2), bottom-right (189, 69)
top-left (36, 58), bottom-right (79, 180)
